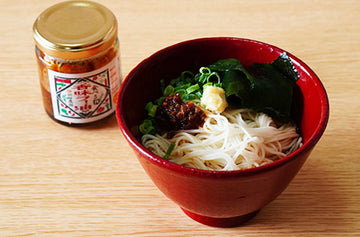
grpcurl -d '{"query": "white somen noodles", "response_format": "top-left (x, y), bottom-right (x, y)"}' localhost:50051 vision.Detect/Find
top-left (142, 109), bottom-right (302, 171)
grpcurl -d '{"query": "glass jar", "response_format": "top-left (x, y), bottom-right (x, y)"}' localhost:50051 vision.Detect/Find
top-left (33, 1), bottom-right (121, 126)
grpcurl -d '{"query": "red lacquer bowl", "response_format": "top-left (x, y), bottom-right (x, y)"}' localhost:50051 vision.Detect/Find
top-left (116, 37), bottom-right (329, 227)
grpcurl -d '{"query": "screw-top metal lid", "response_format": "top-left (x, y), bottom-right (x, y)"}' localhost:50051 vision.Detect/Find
top-left (33, 0), bottom-right (118, 59)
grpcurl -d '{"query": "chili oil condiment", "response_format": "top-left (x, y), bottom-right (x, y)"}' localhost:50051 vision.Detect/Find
top-left (33, 1), bottom-right (121, 125)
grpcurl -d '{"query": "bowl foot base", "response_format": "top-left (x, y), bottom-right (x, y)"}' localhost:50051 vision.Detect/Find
top-left (181, 208), bottom-right (259, 227)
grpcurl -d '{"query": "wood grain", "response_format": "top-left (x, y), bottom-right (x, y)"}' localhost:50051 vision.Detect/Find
top-left (0, 0), bottom-right (359, 236)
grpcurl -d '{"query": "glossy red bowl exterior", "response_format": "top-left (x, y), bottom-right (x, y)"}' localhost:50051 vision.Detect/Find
top-left (116, 37), bottom-right (329, 227)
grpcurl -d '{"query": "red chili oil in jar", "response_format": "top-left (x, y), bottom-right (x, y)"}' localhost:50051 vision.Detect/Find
top-left (33, 1), bottom-right (121, 126)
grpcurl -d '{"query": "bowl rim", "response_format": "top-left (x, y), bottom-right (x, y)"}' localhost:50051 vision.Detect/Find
top-left (116, 37), bottom-right (329, 178)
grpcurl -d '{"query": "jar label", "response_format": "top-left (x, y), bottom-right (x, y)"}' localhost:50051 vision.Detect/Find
top-left (47, 55), bottom-right (121, 124)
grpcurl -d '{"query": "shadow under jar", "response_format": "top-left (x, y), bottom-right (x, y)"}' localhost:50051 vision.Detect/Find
top-left (33, 1), bottom-right (121, 126)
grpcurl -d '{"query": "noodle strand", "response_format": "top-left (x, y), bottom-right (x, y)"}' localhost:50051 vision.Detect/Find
top-left (142, 109), bottom-right (302, 171)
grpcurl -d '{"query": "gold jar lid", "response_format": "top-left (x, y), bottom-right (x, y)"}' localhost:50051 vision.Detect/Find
top-left (33, 0), bottom-right (118, 59)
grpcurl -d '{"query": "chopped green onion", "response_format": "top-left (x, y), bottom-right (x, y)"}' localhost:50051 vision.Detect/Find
top-left (160, 79), bottom-right (166, 93)
top-left (145, 102), bottom-right (158, 117)
top-left (199, 67), bottom-right (212, 84)
top-left (194, 73), bottom-right (201, 82)
top-left (181, 71), bottom-right (194, 81)
top-left (155, 96), bottom-right (165, 105)
top-left (164, 85), bottom-right (174, 96)
top-left (203, 82), bottom-right (213, 88)
top-left (163, 143), bottom-right (175, 160)
top-left (195, 91), bottom-right (202, 98)
top-left (148, 104), bottom-right (157, 117)
top-left (170, 79), bottom-right (177, 86)
top-left (174, 88), bottom-right (186, 96)
top-left (145, 102), bottom-right (153, 112)
top-left (139, 119), bottom-right (156, 134)
top-left (186, 84), bottom-right (200, 94)
top-left (199, 74), bottom-right (208, 84)
top-left (175, 83), bottom-right (191, 90)
top-left (182, 93), bottom-right (198, 101)
top-left (200, 67), bottom-right (211, 75)
top-left (207, 72), bottom-right (221, 84)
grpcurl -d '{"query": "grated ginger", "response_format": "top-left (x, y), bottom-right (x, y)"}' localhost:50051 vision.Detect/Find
top-left (201, 86), bottom-right (228, 113)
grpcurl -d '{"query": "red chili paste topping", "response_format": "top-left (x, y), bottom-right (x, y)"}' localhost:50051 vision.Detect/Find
top-left (156, 94), bottom-right (206, 131)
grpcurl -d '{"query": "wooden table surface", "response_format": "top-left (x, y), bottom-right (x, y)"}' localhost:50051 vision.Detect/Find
top-left (1, 0), bottom-right (359, 236)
